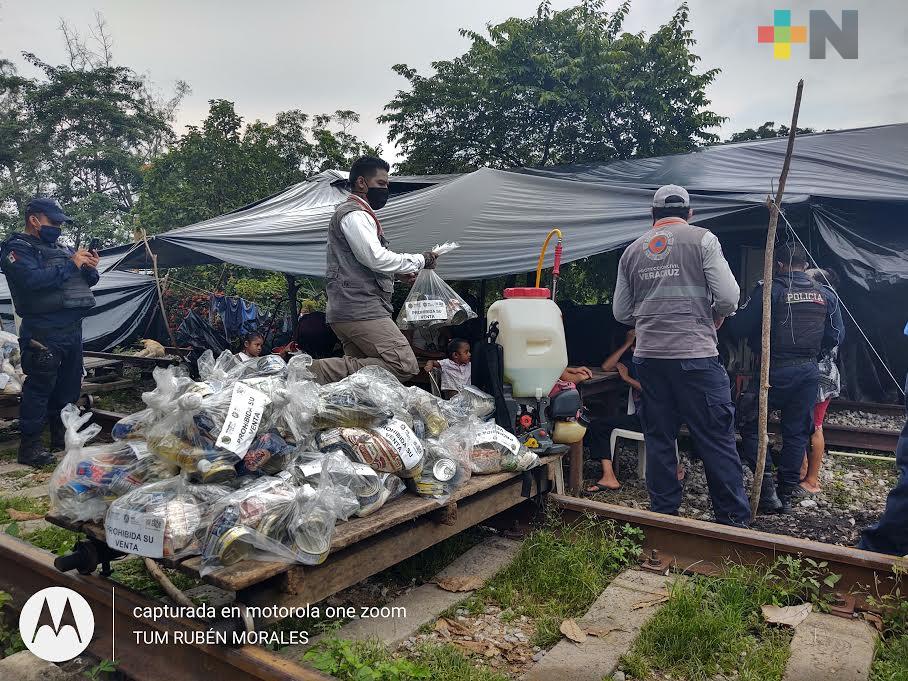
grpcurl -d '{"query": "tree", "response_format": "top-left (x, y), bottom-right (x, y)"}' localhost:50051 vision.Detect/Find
top-left (380, 1), bottom-right (724, 174)
top-left (728, 121), bottom-right (816, 142)
top-left (0, 16), bottom-right (187, 245)
top-left (135, 100), bottom-right (380, 235)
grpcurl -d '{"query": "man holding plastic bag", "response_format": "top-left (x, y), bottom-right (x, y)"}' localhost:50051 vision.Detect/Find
top-left (311, 156), bottom-right (440, 384)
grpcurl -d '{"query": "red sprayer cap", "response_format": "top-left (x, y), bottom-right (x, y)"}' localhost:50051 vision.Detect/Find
top-left (504, 287), bottom-right (551, 299)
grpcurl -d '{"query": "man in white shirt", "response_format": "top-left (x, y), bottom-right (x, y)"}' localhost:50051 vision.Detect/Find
top-left (310, 156), bottom-right (438, 384)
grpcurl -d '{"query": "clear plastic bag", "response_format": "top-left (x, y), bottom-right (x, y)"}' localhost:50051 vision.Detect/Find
top-left (446, 419), bottom-right (539, 474)
top-left (49, 405), bottom-right (178, 523)
top-left (198, 453), bottom-right (359, 575)
top-left (238, 430), bottom-right (296, 476)
top-left (105, 475), bottom-right (232, 558)
top-left (315, 417), bottom-right (425, 478)
top-left (313, 366), bottom-right (411, 429)
top-left (112, 365), bottom-right (193, 441)
top-left (260, 355), bottom-right (319, 445)
top-left (146, 377), bottom-right (272, 475)
top-left (396, 269), bottom-right (477, 330)
top-left (442, 385), bottom-right (496, 422)
top-left (0, 329), bottom-right (24, 394)
top-left (407, 387), bottom-right (450, 438)
top-left (410, 424), bottom-right (473, 500)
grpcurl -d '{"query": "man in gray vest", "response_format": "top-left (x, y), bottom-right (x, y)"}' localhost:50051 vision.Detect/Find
top-left (310, 156), bottom-right (438, 384)
top-left (0, 198), bottom-right (99, 466)
top-left (613, 185), bottom-right (751, 527)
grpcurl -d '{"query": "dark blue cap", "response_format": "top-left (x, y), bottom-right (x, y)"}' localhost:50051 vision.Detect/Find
top-left (25, 197), bottom-right (73, 223)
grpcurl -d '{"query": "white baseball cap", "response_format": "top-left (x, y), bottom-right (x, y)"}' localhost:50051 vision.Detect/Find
top-left (652, 184), bottom-right (690, 208)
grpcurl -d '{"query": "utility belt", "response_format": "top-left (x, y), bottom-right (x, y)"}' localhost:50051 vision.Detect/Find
top-left (20, 320), bottom-right (83, 338)
top-left (768, 356), bottom-right (817, 369)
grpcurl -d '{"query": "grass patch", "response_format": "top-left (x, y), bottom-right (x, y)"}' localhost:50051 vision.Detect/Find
top-left (110, 559), bottom-right (203, 600)
top-left (22, 525), bottom-right (83, 555)
top-left (91, 386), bottom-right (147, 413)
top-left (0, 446), bottom-right (17, 462)
top-left (304, 637), bottom-right (508, 681)
top-left (621, 557), bottom-right (843, 681)
top-left (2, 469), bottom-right (32, 480)
top-left (0, 496), bottom-right (49, 522)
top-left (870, 579), bottom-right (908, 681)
top-left (469, 512), bottom-right (642, 648)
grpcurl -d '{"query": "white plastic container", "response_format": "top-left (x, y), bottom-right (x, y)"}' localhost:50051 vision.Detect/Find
top-left (487, 289), bottom-right (568, 398)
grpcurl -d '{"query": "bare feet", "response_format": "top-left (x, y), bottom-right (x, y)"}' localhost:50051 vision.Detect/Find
top-left (585, 478), bottom-right (621, 493)
top-left (799, 480), bottom-right (821, 494)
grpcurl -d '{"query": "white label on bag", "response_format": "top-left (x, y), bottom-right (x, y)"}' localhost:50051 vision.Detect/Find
top-left (405, 299), bottom-right (448, 322)
top-left (375, 418), bottom-right (424, 469)
top-left (215, 382), bottom-right (271, 455)
top-left (127, 441), bottom-right (152, 460)
top-left (474, 423), bottom-right (520, 455)
top-left (106, 510), bottom-right (165, 558)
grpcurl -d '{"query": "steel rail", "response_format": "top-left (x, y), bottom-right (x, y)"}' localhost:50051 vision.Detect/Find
top-left (0, 533), bottom-right (333, 681)
top-left (551, 494), bottom-right (907, 610)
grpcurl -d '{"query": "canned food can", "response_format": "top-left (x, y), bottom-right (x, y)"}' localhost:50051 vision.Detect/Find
top-left (200, 462), bottom-right (237, 484)
top-left (257, 510), bottom-right (287, 542)
top-left (57, 480), bottom-right (98, 502)
top-left (292, 516), bottom-right (332, 563)
top-left (432, 458), bottom-right (457, 482)
top-left (75, 461), bottom-right (106, 483)
top-left (217, 525), bottom-right (255, 565)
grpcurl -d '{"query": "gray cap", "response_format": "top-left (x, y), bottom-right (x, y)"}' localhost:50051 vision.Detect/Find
top-left (652, 184), bottom-right (690, 208)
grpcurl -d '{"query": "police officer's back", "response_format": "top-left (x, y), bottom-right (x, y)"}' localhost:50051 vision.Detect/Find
top-left (728, 242), bottom-right (844, 513)
top-left (0, 198), bottom-right (99, 466)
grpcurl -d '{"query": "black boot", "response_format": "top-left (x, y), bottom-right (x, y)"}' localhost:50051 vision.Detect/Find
top-left (18, 435), bottom-right (56, 468)
top-left (777, 484), bottom-right (798, 514)
top-left (49, 414), bottom-right (66, 452)
top-left (757, 472), bottom-right (784, 514)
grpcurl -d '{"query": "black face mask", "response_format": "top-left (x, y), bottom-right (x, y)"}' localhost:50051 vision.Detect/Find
top-left (366, 186), bottom-right (389, 210)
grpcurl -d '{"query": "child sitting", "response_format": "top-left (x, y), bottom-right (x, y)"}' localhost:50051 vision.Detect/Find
top-left (237, 331), bottom-right (264, 362)
top-left (425, 338), bottom-right (471, 399)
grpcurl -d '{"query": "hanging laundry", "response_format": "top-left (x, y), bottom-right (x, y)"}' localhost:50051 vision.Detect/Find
top-left (209, 294), bottom-right (261, 340)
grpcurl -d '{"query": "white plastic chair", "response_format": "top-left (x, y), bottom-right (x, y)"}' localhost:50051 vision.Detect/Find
top-left (609, 428), bottom-right (679, 481)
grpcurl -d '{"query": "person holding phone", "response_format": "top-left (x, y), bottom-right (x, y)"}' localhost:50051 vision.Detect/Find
top-left (0, 198), bottom-right (100, 466)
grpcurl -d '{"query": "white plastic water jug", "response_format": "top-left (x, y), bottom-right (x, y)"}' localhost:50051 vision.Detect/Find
top-left (487, 288), bottom-right (568, 398)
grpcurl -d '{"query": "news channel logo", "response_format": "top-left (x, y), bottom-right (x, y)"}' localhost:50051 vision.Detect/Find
top-left (758, 9), bottom-right (858, 60)
top-left (19, 587), bottom-right (95, 662)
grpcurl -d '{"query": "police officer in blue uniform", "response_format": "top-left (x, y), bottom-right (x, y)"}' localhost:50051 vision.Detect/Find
top-left (0, 198), bottom-right (99, 466)
top-left (728, 242), bottom-right (844, 513)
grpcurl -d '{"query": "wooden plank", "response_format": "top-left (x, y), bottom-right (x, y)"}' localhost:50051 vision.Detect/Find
top-left (238, 472), bottom-right (538, 607)
top-left (84, 350), bottom-right (184, 368)
top-left (81, 377), bottom-right (137, 394)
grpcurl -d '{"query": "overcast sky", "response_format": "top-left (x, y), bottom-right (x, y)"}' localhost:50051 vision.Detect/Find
top-left (1, 0), bottom-right (904, 166)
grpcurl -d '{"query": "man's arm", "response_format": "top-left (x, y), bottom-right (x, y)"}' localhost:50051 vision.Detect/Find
top-left (822, 288), bottom-right (845, 351)
top-left (0, 245), bottom-right (78, 291)
top-left (341, 212), bottom-right (425, 274)
top-left (701, 231), bottom-right (739, 318)
top-left (725, 282), bottom-right (763, 340)
top-left (612, 257), bottom-right (635, 325)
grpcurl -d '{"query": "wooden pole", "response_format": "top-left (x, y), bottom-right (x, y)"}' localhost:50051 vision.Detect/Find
top-left (141, 229), bottom-right (177, 348)
top-left (750, 79), bottom-right (804, 520)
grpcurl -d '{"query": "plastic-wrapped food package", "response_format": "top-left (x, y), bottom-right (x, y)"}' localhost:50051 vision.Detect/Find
top-left (146, 377), bottom-right (272, 476)
top-left (105, 476), bottom-right (231, 559)
top-left (315, 417), bottom-right (425, 478)
top-left (0, 330), bottom-right (24, 394)
top-left (198, 455), bottom-right (359, 575)
top-left (197, 349), bottom-right (242, 392)
top-left (449, 420), bottom-right (539, 474)
top-left (407, 387), bottom-right (449, 437)
top-left (442, 386), bottom-right (496, 422)
top-left (112, 365), bottom-right (193, 441)
top-left (396, 269), bottom-right (477, 331)
top-left (49, 405), bottom-right (178, 522)
top-left (410, 424), bottom-right (472, 500)
top-left (291, 451), bottom-right (404, 517)
top-left (238, 430), bottom-right (296, 475)
top-left (259, 357), bottom-right (319, 446)
top-left (313, 366), bottom-right (411, 429)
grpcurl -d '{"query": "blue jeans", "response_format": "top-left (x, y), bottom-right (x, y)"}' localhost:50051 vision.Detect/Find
top-left (18, 322), bottom-right (83, 437)
top-left (633, 356), bottom-right (751, 527)
top-left (858, 376), bottom-right (908, 555)
top-left (740, 362), bottom-right (819, 488)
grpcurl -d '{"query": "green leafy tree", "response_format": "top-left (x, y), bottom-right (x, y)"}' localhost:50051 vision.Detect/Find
top-left (380, 0), bottom-right (724, 174)
top-left (0, 16), bottom-right (186, 245)
top-left (728, 121), bottom-right (816, 142)
top-left (136, 101), bottom-right (380, 235)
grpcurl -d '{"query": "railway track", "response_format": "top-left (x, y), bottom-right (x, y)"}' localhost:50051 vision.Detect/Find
top-left (2, 493), bottom-right (906, 681)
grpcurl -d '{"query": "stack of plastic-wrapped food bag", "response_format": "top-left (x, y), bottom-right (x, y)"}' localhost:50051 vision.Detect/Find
top-left (48, 348), bottom-right (540, 575)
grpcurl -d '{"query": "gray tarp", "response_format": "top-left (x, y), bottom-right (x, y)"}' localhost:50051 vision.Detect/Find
top-left (110, 166), bottom-right (761, 278)
top-left (0, 250), bottom-right (160, 351)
